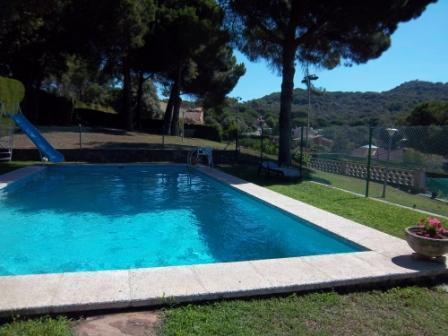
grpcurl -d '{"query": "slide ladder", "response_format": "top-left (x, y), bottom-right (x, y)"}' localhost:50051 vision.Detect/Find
top-left (10, 113), bottom-right (64, 163)
top-left (0, 124), bottom-right (13, 161)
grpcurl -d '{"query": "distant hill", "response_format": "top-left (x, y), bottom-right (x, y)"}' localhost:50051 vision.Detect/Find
top-left (237, 80), bottom-right (448, 128)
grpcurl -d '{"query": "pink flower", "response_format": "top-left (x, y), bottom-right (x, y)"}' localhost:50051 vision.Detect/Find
top-left (428, 217), bottom-right (441, 228)
top-left (415, 217), bottom-right (447, 239)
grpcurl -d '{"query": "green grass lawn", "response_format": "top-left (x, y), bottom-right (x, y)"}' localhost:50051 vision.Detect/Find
top-left (309, 169), bottom-right (448, 217)
top-left (0, 317), bottom-right (72, 336)
top-left (1, 162), bottom-right (447, 336)
top-left (163, 287), bottom-right (448, 336)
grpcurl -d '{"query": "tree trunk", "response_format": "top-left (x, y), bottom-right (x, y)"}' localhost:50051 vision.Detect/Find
top-left (135, 71), bottom-right (145, 130)
top-left (22, 79), bottom-right (42, 124)
top-left (122, 53), bottom-right (133, 130)
top-left (170, 66), bottom-right (182, 136)
top-left (171, 94), bottom-right (182, 136)
top-left (278, 43), bottom-right (296, 166)
top-left (22, 84), bottom-right (37, 122)
top-left (163, 84), bottom-right (175, 135)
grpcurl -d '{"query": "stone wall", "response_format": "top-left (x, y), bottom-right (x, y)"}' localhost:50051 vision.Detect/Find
top-left (309, 158), bottom-right (426, 191)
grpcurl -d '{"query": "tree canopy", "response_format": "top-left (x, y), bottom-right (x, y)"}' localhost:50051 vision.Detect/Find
top-left (0, 0), bottom-right (243, 131)
top-left (407, 101), bottom-right (448, 126)
top-left (225, 0), bottom-right (436, 165)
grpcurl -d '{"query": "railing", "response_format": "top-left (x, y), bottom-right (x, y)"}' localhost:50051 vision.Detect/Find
top-left (186, 147), bottom-right (214, 167)
top-left (0, 124), bottom-right (14, 161)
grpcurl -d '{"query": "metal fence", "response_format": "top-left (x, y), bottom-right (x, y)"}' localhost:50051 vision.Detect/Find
top-left (231, 124), bottom-right (448, 217)
top-left (298, 125), bottom-right (448, 217)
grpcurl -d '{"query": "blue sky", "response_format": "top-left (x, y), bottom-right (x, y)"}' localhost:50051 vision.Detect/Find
top-left (229, 0), bottom-right (448, 101)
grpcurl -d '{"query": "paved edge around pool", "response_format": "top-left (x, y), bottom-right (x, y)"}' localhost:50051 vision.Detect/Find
top-left (0, 163), bottom-right (447, 317)
top-left (0, 165), bottom-right (47, 190)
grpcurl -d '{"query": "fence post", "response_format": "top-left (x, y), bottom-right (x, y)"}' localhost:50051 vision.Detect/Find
top-left (299, 126), bottom-right (304, 178)
top-left (78, 123), bottom-right (82, 150)
top-left (365, 126), bottom-right (373, 197)
top-left (235, 125), bottom-right (239, 153)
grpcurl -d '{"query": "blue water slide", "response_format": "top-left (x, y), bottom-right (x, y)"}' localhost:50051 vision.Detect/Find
top-left (10, 113), bottom-right (64, 162)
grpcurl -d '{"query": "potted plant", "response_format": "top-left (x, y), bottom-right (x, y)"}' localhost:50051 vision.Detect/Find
top-left (405, 217), bottom-right (448, 258)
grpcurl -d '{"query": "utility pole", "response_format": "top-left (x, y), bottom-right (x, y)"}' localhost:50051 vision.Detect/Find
top-left (301, 66), bottom-right (318, 146)
top-left (235, 97), bottom-right (242, 152)
top-left (382, 128), bottom-right (398, 198)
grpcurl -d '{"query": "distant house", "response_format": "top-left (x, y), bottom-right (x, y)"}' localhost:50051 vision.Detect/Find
top-left (352, 145), bottom-right (404, 161)
top-left (291, 127), bottom-right (333, 146)
top-left (159, 102), bottom-right (204, 125)
top-left (183, 107), bottom-right (204, 125)
top-left (352, 145), bottom-right (379, 158)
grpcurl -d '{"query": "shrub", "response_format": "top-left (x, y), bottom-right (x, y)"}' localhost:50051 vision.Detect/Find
top-left (186, 124), bottom-right (222, 142)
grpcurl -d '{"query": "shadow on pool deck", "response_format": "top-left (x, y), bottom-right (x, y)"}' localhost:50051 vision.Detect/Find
top-left (392, 255), bottom-right (447, 271)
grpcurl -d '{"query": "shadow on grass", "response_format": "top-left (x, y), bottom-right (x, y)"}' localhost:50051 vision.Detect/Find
top-left (17, 126), bottom-right (133, 136)
top-left (218, 164), bottom-right (332, 187)
top-left (332, 195), bottom-right (363, 202)
top-left (305, 170), bottom-right (335, 186)
top-left (87, 127), bottom-right (132, 136)
top-left (93, 142), bottom-right (195, 150)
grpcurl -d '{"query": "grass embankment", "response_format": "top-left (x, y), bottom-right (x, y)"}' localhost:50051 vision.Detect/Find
top-left (309, 169), bottom-right (448, 217)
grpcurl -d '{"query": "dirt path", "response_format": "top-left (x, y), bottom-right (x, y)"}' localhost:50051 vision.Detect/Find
top-left (12, 126), bottom-right (229, 150)
top-left (72, 311), bottom-right (161, 336)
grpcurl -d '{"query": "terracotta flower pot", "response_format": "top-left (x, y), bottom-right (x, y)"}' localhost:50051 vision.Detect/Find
top-left (405, 226), bottom-right (448, 258)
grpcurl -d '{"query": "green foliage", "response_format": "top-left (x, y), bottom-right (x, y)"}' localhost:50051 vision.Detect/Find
top-left (222, 119), bottom-right (238, 140)
top-left (403, 125), bottom-right (448, 157)
top-left (228, 1), bottom-right (434, 72)
top-left (402, 148), bottom-right (427, 167)
top-left (293, 150), bottom-right (311, 166)
top-left (0, 0), bottom-right (243, 130)
top-left (228, 81), bottom-right (448, 129)
top-left (43, 56), bottom-right (113, 107)
top-left (226, 0), bottom-right (435, 164)
top-left (239, 137), bottom-right (278, 156)
top-left (406, 100), bottom-right (448, 126)
top-left (0, 76), bottom-right (25, 114)
top-left (138, 0), bottom-right (245, 134)
top-left (187, 124), bottom-right (223, 142)
top-left (0, 76), bottom-right (25, 127)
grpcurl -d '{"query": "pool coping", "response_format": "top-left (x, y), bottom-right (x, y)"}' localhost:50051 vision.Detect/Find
top-left (0, 163), bottom-right (447, 317)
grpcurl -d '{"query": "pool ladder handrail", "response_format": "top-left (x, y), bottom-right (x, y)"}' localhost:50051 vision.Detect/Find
top-left (187, 147), bottom-right (214, 167)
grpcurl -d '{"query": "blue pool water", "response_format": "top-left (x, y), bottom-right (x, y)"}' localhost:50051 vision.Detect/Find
top-left (0, 165), bottom-right (363, 276)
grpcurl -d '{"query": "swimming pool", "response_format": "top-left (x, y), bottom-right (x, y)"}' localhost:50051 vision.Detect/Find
top-left (0, 165), bottom-right (364, 276)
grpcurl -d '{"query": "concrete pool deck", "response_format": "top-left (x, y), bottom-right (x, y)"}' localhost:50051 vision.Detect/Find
top-left (0, 164), bottom-right (447, 317)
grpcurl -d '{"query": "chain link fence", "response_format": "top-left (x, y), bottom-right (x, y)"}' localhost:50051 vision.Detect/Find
top-left (301, 125), bottom-right (448, 217)
top-left (154, 120), bottom-right (447, 218)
